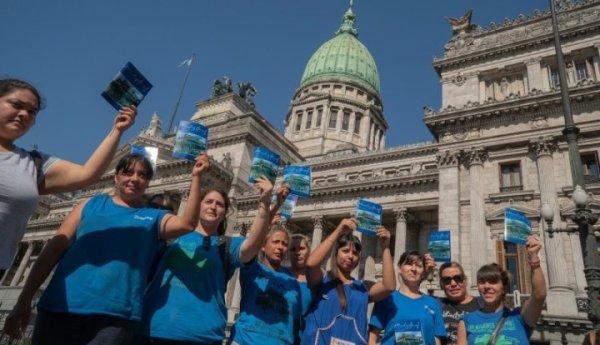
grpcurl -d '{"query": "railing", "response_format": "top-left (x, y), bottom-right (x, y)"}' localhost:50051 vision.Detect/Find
top-left (584, 174), bottom-right (600, 184)
top-left (499, 185), bottom-right (524, 193)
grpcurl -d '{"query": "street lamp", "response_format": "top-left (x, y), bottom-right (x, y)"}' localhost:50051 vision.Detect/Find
top-left (542, 0), bottom-right (600, 329)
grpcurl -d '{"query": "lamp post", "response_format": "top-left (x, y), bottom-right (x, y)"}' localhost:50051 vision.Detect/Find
top-left (541, 0), bottom-right (600, 329)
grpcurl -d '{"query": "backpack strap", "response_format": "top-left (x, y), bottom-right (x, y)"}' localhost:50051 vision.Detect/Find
top-left (217, 235), bottom-right (232, 289)
top-left (29, 149), bottom-right (43, 185)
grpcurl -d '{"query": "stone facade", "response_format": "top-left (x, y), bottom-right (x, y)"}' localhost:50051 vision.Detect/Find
top-left (2, 2), bottom-right (600, 344)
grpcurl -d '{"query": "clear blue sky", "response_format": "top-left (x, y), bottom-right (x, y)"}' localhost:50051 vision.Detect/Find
top-left (1, 0), bottom-right (549, 163)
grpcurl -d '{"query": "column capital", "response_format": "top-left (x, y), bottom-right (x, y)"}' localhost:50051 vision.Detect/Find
top-left (312, 215), bottom-right (324, 228)
top-left (529, 136), bottom-right (557, 158)
top-left (178, 188), bottom-right (190, 200)
top-left (394, 208), bottom-right (408, 222)
top-left (525, 57), bottom-right (542, 65)
top-left (464, 147), bottom-right (488, 168)
top-left (436, 150), bottom-right (461, 168)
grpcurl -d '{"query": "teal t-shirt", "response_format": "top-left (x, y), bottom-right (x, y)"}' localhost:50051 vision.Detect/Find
top-left (38, 194), bottom-right (166, 320)
top-left (370, 291), bottom-right (446, 345)
top-left (232, 261), bottom-right (301, 345)
top-left (462, 307), bottom-right (531, 345)
top-left (140, 233), bottom-right (243, 342)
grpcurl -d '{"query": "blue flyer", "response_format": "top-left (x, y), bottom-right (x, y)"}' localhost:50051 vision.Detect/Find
top-left (101, 61), bottom-right (153, 111)
top-left (283, 165), bottom-right (311, 198)
top-left (504, 208), bottom-right (531, 245)
top-left (427, 230), bottom-right (451, 263)
top-left (172, 121), bottom-right (208, 161)
top-left (249, 147), bottom-right (280, 184)
top-left (131, 145), bottom-right (158, 172)
top-left (355, 199), bottom-right (382, 237)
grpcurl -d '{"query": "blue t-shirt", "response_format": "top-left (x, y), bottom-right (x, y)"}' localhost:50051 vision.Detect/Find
top-left (296, 280), bottom-right (314, 343)
top-left (38, 194), bottom-right (166, 320)
top-left (139, 233), bottom-right (243, 342)
top-left (302, 275), bottom-right (369, 345)
top-left (462, 307), bottom-right (531, 345)
top-left (231, 260), bottom-right (301, 345)
top-left (370, 291), bottom-right (446, 345)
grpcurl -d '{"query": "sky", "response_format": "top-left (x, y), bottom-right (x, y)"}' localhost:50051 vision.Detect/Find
top-left (1, 0), bottom-right (551, 163)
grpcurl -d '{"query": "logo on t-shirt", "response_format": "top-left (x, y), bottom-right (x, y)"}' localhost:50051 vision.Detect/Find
top-left (392, 320), bottom-right (424, 345)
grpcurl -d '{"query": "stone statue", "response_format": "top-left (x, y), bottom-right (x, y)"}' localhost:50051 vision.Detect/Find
top-left (211, 76), bottom-right (234, 98)
top-left (237, 81), bottom-right (257, 108)
top-left (445, 9), bottom-right (476, 36)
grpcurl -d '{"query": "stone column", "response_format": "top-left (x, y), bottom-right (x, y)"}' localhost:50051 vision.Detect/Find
top-left (369, 121), bottom-right (375, 150)
top-left (359, 113), bottom-right (371, 148)
top-left (380, 133), bottom-right (386, 149)
top-left (176, 189), bottom-right (190, 216)
top-left (394, 208), bottom-right (408, 265)
top-left (592, 44), bottom-right (600, 82)
top-left (525, 58), bottom-right (543, 92)
top-left (530, 138), bottom-right (578, 315)
top-left (436, 150), bottom-right (461, 263)
top-left (311, 216), bottom-right (324, 252)
top-left (374, 129), bottom-right (381, 150)
top-left (10, 242), bottom-right (33, 287)
top-left (465, 148), bottom-right (488, 287)
top-left (362, 234), bottom-right (377, 281)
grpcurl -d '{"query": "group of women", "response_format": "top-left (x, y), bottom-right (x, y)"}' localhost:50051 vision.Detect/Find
top-left (1, 78), bottom-right (547, 345)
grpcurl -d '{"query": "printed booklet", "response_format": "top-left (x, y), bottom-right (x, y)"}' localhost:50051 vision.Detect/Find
top-left (278, 194), bottom-right (298, 220)
top-left (427, 230), bottom-right (451, 263)
top-left (172, 121), bottom-right (208, 161)
top-left (101, 62), bottom-right (153, 111)
top-left (504, 208), bottom-right (532, 245)
top-left (355, 199), bottom-right (382, 237)
top-left (131, 145), bottom-right (158, 172)
top-left (249, 147), bottom-right (280, 184)
top-left (283, 165), bottom-right (311, 198)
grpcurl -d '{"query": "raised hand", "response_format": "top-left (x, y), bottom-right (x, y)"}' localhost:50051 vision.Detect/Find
top-left (276, 185), bottom-right (290, 204)
top-left (423, 252), bottom-right (437, 275)
top-left (525, 235), bottom-right (542, 257)
top-left (336, 218), bottom-right (357, 237)
top-left (113, 105), bottom-right (137, 132)
top-left (375, 226), bottom-right (391, 249)
top-left (255, 176), bottom-right (274, 202)
top-left (192, 153), bottom-right (210, 177)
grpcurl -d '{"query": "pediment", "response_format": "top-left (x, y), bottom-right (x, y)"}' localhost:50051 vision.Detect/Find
top-left (559, 198), bottom-right (600, 217)
top-left (485, 203), bottom-right (540, 223)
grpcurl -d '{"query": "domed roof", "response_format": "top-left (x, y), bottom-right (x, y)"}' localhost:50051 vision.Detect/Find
top-left (300, 7), bottom-right (380, 95)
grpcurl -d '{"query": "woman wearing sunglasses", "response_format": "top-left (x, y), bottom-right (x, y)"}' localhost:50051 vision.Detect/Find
top-left (369, 250), bottom-right (446, 345)
top-left (456, 236), bottom-right (546, 345)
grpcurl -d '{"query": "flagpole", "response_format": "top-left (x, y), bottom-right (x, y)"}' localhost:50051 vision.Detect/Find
top-left (167, 53), bottom-right (195, 135)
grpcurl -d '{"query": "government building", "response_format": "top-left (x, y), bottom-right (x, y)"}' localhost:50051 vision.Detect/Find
top-left (2, 1), bottom-right (600, 344)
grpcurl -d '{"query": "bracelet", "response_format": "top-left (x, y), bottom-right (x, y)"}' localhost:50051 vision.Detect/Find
top-left (528, 259), bottom-right (541, 269)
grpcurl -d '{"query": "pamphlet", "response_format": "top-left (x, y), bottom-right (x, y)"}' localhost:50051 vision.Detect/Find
top-left (248, 147), bottom-right (280, 184)
top-left (427, 230), bottom-right (451, 263)
top-left (504, 208), bottom-right (532, 245)
top-left (172, 121), bottom-right (208, 161)
top-left (283, 165), bottom-right (311, 198)
top-left (278, 194), bottom-right (298, 220)
top-left (101, 62), bottom-right (153, 111)
top-left (355, 199), bottom-right (382, 237)
top-left (131, 145), bottom-right (158, 172)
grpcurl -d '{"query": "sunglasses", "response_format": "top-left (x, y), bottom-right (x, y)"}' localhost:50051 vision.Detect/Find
top-left (441, 274), bottom-right (465, 286)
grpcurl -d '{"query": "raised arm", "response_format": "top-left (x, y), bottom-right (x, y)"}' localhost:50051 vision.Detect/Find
top-left (520, 235), bottom-right (546, 327)
top-left (161, 154), bottom-right (209, 239)
top-left (40, 106), bottom-right (137, 194)
top-left (269, 185), bottom-right (289, 222)
top-left (306, 218), bottom-right (356, 289)
top-left (365, 226), bottom-right (395, 302)
top-left (239, 176), bottom-right (274, 263)
top-left (3, 200), bottom-right (86, 339)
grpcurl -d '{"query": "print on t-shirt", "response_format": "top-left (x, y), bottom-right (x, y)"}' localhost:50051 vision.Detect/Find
top-left (393, 320), bottom-right (424, 345)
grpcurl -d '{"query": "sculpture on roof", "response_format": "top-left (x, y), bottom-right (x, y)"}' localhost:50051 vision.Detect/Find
top-left (445, 9), bottom-right (476, 36)
top-left (211, 76), bottom-right (234, 98)
top-left (237, 81), bottom-right (257, 108)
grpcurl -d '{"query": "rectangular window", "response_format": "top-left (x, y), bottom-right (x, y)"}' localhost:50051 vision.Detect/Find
top-left (500, 162), bottom-right (522, 192)
top-left (576, 62), bottom-right (589, 81)
top-left (316, 108), bottom-right (323, 128)
top-left (354, 113), bottom-right (362, 134)
top-left (328, 109), bottom-right (338, 129)
top-left (295, 113), bottom-right (303, 132)
top-left (342, 112), bottom-right (350, 131)
top-left (582, 152), bottom-right (600, 184)
top-left (496, 240), bottom-right (530, 294)
top-left (550, 68), bottom-right (560, 89)
top-left (306, 111), bottom-right (312, 129)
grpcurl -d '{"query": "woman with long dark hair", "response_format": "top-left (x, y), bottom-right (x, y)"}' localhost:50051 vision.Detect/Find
top-left (301, 218), bottom-right (395, 345)
top-left (3, 153), bottom-right (207, 344)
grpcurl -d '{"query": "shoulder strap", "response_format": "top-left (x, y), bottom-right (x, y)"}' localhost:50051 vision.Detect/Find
top-left (29, 149), bottom-right (43, 184)
top-left (487, 315), bottom-right (508, 345)
top-left (217, 235), bottom-right (232, 288)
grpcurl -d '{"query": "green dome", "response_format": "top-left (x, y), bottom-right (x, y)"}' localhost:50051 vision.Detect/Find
top-left (300, 7), bottom-right (380, 95)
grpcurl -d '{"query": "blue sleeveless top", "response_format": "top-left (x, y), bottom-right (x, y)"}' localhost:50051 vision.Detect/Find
top-left (301, 274), bottom-right (369, 345)
top-left (38, 194), bottom-right (166, 320)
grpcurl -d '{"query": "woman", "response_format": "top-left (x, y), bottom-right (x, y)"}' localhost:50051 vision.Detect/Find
top-left (302, 218), bottom-right (395, 345)
top-left (136, 181), bottom-right (284, 345)
top-left (290, 233), bottom-right (314, 344)
top-left (457, 236), bottom-right (546, 345)
top-left (3, 153), bottom-right (208, 344)
top-left (229, 225), bottom-right (302, 345)
top-left (369, 251), bottom-right (446, 345)
top-left (0, 78), bottom-right (137, 277)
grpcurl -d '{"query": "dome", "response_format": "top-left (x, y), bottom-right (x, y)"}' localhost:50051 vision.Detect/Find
top-left (300, 7), bottom-right (380, 95)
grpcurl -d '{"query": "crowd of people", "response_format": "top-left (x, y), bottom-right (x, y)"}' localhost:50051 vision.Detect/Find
top-left (1, 78), bottom-right (550, 344)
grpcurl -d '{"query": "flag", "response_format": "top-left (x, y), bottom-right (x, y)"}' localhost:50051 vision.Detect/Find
top-left (178, 55), bottom-right (194, 68)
